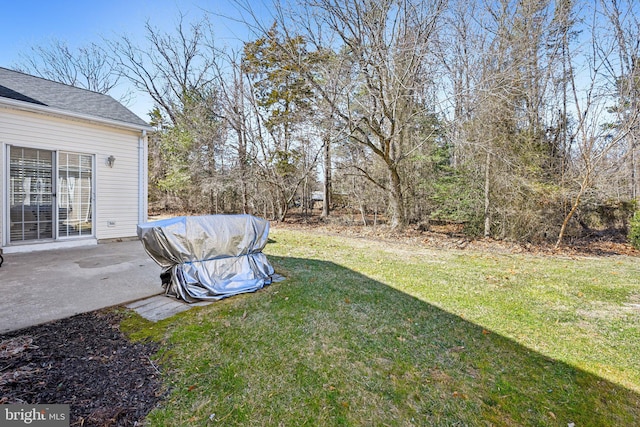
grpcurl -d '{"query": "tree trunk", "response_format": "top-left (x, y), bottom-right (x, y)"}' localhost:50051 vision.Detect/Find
top-left (302, 176), bottom-right (309, 217)
top-left (276, 187), bottom-right (289, 222)
top-left (555, 174), bottom-right (590, 249)
top-left (389, 165), bottom-right (406, 229)
top-left (555, 194), bottom-right (580, 249)
top-left (631, 138), bottom-right (637, 200)
top-left (237, 127), bottom-right (250, 215)
top-left (484, 151), bottom-right (491, 238)
top-left (278, 198), bottom-right (289, 222)
top-left (359, 201), bottom-right (367, 226)
top-left (322, 137), bottom-right (331, 218)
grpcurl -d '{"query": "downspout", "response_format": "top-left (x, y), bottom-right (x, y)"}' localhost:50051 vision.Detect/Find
top-left (138, 130), bottom-right (148, 224)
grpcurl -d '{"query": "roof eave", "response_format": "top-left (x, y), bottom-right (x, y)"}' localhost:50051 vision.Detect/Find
top-left (0, 96), bottom-right (153, 132)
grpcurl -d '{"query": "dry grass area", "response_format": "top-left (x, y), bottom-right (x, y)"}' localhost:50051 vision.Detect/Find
top-left (278, 211), bottom-right (640, 258)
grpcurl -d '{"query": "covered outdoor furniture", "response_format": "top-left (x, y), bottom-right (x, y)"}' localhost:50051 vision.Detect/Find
top-left (137, 214), bottom-right (275, 303)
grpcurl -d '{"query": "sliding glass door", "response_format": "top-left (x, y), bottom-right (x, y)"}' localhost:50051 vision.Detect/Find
top-left (7, 146), bottom-right (93, 244)
top-left (8, 147), bottom-right (54, 242)
top-left (57, 152), bottom-right (93, 238)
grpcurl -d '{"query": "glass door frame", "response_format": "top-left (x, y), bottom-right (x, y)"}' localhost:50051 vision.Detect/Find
top-left (5, 145), bottom-right (95, 245)
top-left (56, 151), bottom-right (95, 240)
top-left (7, 145), bottom-right (55, 244)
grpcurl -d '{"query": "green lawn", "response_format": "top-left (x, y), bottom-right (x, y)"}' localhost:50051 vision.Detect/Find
top-left (123, 228), bottom-right (640, 426)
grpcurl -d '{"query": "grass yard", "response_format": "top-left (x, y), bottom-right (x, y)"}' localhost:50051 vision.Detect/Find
top-left (123, 228), bottom-right (640, 426)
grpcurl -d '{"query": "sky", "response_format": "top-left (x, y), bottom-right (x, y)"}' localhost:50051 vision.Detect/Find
top-left (1, 0), bottom-right (266, 121)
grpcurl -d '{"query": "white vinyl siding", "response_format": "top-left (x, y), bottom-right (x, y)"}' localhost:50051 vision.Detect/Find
top-left (0, 107), bottom-right (144, 245)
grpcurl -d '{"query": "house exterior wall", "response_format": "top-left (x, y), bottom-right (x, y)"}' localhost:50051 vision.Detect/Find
top-left (0, 106), bottom-right (146, 248)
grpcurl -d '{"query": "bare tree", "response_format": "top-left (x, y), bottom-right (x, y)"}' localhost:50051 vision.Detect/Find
top-left (555, 0), bottom-right (640, 248)
top-left (108, 14), bottom-right (218, 126)
top-left (212, 50), bottom-right (254, 214)
top-left (14, 39), bottom-right (120, 94)
top-left (436, 0), bottom-right (576, 241)
top-left (107, 14), bottom-right (235, 213)
top-left (599, 0), bottom-right (640, 200)
top-left (260, 0), bottom-right (447, 228)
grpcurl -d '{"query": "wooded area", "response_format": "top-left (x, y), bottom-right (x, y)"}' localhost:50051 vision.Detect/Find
top-left (14, 0), bottom-right (640, 245)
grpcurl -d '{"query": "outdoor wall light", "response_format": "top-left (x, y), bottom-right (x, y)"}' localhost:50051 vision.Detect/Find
top-left (106, 155), bottom-right (116, 168)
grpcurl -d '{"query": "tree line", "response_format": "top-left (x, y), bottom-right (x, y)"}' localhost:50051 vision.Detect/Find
top-left (14, 0), bottom-right (640, 246)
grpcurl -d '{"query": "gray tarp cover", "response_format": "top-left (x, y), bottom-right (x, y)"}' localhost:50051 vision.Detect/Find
top-left (137, 214), bottom-right (275, 302)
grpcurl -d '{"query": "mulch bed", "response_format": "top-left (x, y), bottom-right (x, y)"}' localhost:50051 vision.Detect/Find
top-left (0, 310), bottom-right (163, 426)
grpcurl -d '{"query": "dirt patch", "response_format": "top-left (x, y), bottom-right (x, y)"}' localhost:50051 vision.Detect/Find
top-left (0, 310), bottom-right (163, 426)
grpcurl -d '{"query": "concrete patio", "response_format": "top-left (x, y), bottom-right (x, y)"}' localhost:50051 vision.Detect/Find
top-left (0, 240), bottom-right (164, 333)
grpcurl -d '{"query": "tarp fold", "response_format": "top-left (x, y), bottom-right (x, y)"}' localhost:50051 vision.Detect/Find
top-left (137, 214), bottom-right (274, 302)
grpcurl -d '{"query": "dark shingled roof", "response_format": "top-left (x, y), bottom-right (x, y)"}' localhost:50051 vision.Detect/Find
top-left (0, 67), bottom-right (149, 128)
